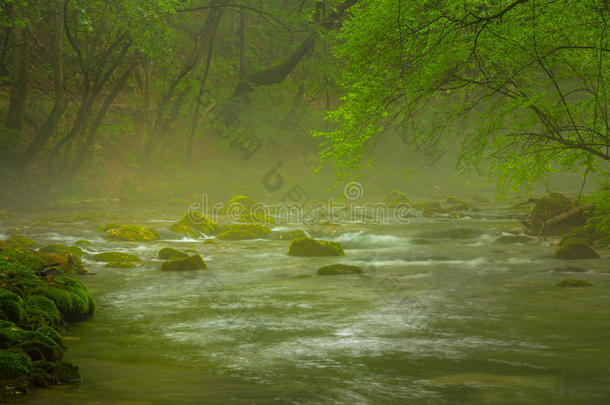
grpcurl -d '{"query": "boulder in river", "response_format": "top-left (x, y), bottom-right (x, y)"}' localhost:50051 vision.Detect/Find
top-left (227, 195), bottom-right (258, 211)
top-left (90, 252), bottom-right (142, 262)
top-left (317, 264), bottom-right (363, 276)
top-left (556, 279), bottom-right (593, 287)
top-left (74, 240), bottom-right (92, 246)
top-left (158, 247), bottom-right (189, 260)
top-left (288, 237), bottom-right (344, 257)
top-left (99, 223), bottom-right (161, 242)
top-left (169, 212), bottom-right (219, 238)
top-left (554, 239), bottom-right (599, 260)
top-left (161, 254), bottom-right (206, 271)
top-left (216, 224), bottom-right (271, 240)
top-left (39, 244), bottom-right (85, 257)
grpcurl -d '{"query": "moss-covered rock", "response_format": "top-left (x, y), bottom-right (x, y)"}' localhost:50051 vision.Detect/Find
top-left (161, 254), bottom-right (206, 271)
top-left (74, 240), bottom-right (92, 247)
top-left (288, 237), bottom-right (344, 257)
top-left (556, 279), bottom-right (593, 287)
top-left (39, 244), bottom-right (85, 258)
top-left (216, 224), bottom-right (271, 240)
top-left (494, 235), bottom-right (534, 244)
top-left (411, 238), bottom-right (431, 245)
top-left (104, 262), bottom-right (137, 268)
top-left (0, 350), bottom-right (31, 380)
top-left (0, 288), bottom-right (26, 324)
top-left (25, 296), bottom-right (61, 326)
top-left (5, 236), bottom-right (37, 249)
top-left (228, 195), bottom-right (258, 211)
top-left (158, 247), bottom-right (189, 260)
top-left (99, 223), bottom-right (161, 242)
top-left (411, 201), bottom-right (446, 215)
top-left (203, 239), bottom-right (217, 245)
top-left (169, 212), bottom-right (219, 238)
top-left (0, 242), bottom-right (93, 396)
top-left (90, 252), bottom-right (141, 262)
top-left (317, 264), bottom-right (363, 276)
top-left (30, 278), bottom-right (95, 321)
top-left (238, 213), bottom-right (276, 224)
top-left (554, 239), bottom-right (599, 260)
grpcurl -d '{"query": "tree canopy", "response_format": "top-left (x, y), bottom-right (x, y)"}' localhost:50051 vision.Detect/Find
top-left (317, 0), bottom-right (610, 191)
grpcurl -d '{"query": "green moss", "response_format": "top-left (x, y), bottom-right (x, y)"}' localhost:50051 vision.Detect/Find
top-left (74, 240), bottom-right (92, 246)
top-left (0, 288), bottom-right (26, 324)
top-left (556, 279), bottom-right (593, 287)
top-left (533, 193), bottom-right (574, 219)
top-left (25, 295), bottom-right (61, 326)
top-left (554, 239), bottom-right (600, 260)
top-left (238, 213), bottom-right (276, 224)
top-left (216, 224), bottom-right (271, 240)
top-left (161, 254), bottom-right (206, 271)
top-left (169, 212), bottom-right (219, 237)
top-left (5, 236), bottom-right (37, 249)
top-left (104, 262), bottom-right (137, 268)
top-left (228, 195), bottom-right (258, 211)
top-left (99, 223), bottom-right (161, 242)
top-left (31, 278), bottom-right (95, 320)
top-left (317, 264), bottom-right (362, 275)
top-left (0, 350), bottom-right (31, 379)
top-left (288, 237), bottom-right (344, 257)
top-left (411, 238), bottom-right (431, 245)
top-left (90, 252), bottom-right (141, 262)
top-left (72, 212), bottom-right (97, 222)
top-left (203, 239), bottom-right (217, 244)
top-left (158, 247), bottom-right (189, 260)
top-left (39, 244), bottom-right (85, 257)
top-left (36, 326), bottom-right (63, 349)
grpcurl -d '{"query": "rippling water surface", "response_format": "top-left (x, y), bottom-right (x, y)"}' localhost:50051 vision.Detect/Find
top-left (6, 205), bottom-right (610, 404)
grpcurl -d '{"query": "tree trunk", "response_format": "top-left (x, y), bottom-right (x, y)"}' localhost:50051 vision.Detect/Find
top-left (6, 24), bottom-right (27, 133)
top-left (19, 0), bottom-right (65, 170)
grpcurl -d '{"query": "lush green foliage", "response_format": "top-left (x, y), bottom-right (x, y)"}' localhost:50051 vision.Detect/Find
top-left (317, 0), bottom-right (610, 190)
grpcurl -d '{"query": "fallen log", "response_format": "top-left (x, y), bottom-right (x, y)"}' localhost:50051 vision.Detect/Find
top-left (543, 204), bottom-right (595, 228)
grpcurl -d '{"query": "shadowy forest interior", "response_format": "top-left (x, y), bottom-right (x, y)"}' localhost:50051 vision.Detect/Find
top-left (0, 0), bottom-right (609, 403)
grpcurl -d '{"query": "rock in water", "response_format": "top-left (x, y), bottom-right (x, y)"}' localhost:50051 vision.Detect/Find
top-left (158, 247), bottom-right (189, 260)
top-left (288, 237), bottom-right (344, 257)
top-left (554, 239), bottom-right (599, 260)
top-left (556, 279), bottom-right (593, 287)
top-left (161, 254), bottom-right (206, 271)
top-left (317, 264), bottom-right (363, 276)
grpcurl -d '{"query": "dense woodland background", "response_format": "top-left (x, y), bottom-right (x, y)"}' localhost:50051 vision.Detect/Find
top-left (0, 0), bottom-right (608, 207)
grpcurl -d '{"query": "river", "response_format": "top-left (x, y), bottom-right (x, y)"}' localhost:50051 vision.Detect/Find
top-left (5, 202), bottom-right (610, 404)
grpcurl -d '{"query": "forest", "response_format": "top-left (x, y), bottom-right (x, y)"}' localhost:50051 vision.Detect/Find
top-left (0, 0), bottom-right (609, 403)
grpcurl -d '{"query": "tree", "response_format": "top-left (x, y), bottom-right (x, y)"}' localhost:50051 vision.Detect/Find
top-left (317, 0), bottom-right (610, 191)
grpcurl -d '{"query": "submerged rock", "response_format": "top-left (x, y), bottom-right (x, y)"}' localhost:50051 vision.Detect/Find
top-left (74, 240), bottom-right (92, 247)
top-left (216, 224), bottom-right (271, 240)
top-left (99, 223), bottom-right (161, 242)
top-left (550, 265), bottom-right (587, 273)
top-left (317, 264), bottom-right (363, 276)
top-left (445, 196), bottom-right (466, 205)
top-left (554, 239), bottom-right (599, 260)
top-left (288, 237), bottom-right (344, 257)
top-left (161, 254), bottom-right (206, 271)
top-left (556, 279), bottom-right (593, 287)
top-left (90, 252), bottom-right (142, 262)
top-left (158, 247), bottom-right (189, 260)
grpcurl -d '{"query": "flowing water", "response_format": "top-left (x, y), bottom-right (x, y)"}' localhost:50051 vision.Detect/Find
top-left (5, 204), bottom-right (610, 404)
